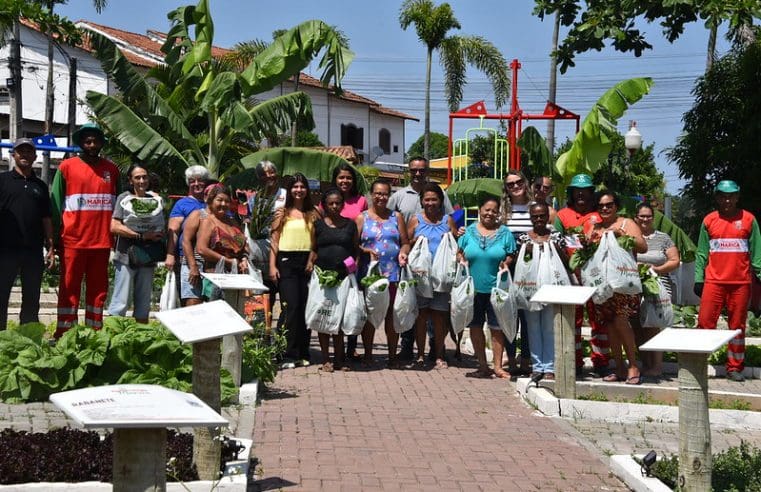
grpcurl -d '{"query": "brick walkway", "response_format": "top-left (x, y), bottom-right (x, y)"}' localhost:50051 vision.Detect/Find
top-left (251, 332), bottom-right (626, 491)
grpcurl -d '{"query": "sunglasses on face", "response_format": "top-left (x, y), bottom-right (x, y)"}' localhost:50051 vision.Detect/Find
top-left (598, 201), bottom-right (616, 210)
top-left (533, 184), bottom-right (552, 191)
top-left (636, 214), bottom-right (653, 219)
top-left (506, 179), bottom-right (524, 188)
top-left (410, 168), bottom-right (427, 175)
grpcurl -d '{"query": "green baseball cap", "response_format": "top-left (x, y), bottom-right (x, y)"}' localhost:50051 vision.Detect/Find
top-left (72, 122), bottom-right (106, 146)
top-left (569, 173), bottom-right (594, 189)
top-left (715, 180), bottom-right (740, 193)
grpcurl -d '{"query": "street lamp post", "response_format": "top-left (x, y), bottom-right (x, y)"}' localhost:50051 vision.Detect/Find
top-left (625, 120), bottom-right (643, 157)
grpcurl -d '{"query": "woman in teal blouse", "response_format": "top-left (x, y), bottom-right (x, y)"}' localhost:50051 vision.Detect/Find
top-left (457, 197), bottom-right (516, 378)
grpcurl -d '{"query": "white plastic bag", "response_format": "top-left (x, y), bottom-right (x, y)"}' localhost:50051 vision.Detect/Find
top-left (450, 263), bottom-right (474, 334)
top-left (581, 232), bottom-right (613, 304)
top-left (342, 274), bottom-right (367, 336)
top-left (512, 242), bottom-right (541, 310)
top-left (305, 271), bottom-right (350, 335)
top-left (431, 232), bottom-right (459, 293)
top-left (491, 269), bottom-right (517, 342)
top-left (393, 266), bottom-right (419, 334)
top-left (364, 261), bottom-right (390, 330)
top-left (640, 276), bottom-right (674, 328)
top-left (408, 236), bottom-right (433, 298)
top-left (159, 271), bottom-right (179, 311)
top-left (604, 231), bottom-right (642, 296)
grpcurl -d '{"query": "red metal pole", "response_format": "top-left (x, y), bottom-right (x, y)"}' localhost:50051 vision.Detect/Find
top-left (509, 59), bottom-right (521, 171)
top-left (447, 116), bottom-right (454, 185)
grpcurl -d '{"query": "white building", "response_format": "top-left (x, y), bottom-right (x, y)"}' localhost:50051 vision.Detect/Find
top-left (1, 20), bottom-right (417, 173)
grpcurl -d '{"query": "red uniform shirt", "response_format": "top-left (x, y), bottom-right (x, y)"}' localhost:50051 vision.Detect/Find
top-left (555, 207), bottom-right (602, 252)
top-left (695, 210), bottom-right (761, 284)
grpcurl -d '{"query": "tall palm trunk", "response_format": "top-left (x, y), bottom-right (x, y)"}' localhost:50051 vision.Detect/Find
top-left (706, 22), bottom-right (717, 71)
top-left (43, 0), bottom-right (56, 184)
top-left (424, 47), bottom-right (433, 161)
top-left (546, 10), bottom-right (560, 156)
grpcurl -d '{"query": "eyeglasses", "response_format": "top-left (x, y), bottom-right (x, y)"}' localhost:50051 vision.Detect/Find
top-left (410, 168), bottom-right (427, 175)
top-left (533, 184), bottom-right (552, 191)
top-left (598, 201), bottom-right (616, 209)
top-left (506, 179), bottom-right (524, 188)
top-left (188, 179), bottom-right (205, 185)
top-left (636, 215), bottom-right (653, 219)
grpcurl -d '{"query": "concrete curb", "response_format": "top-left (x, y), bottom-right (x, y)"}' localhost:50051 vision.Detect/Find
top-left (610, 455), bottom-right (671, 492)
top-left (515, 377), bottom-right (761, 429)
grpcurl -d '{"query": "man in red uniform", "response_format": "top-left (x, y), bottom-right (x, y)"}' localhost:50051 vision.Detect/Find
top-left (51, 123), bottom-right (120, 338)
top-left (554, 173), bottom-right (610, 376)
top-left (694, 180), bottom-right (761, 382)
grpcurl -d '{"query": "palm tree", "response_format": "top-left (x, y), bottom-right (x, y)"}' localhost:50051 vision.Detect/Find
top-left (399, 0), bottom-right (510, 160)
top-left (39, 1), bottom-right (108, 184)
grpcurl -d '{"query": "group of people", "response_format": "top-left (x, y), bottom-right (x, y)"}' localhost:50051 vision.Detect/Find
top-left (1, 125), bottom-right (759, 385)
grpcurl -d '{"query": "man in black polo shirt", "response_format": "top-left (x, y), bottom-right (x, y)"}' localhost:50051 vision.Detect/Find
top-left (0, 138), bottom-right (56, 329)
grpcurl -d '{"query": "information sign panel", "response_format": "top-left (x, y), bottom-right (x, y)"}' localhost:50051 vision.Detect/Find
top-left (200, 273), bottom-right (268, 291)
top-left (156, 300), bottom-right (253, 343)
top-left (530, 285), bottom-right (596, 306)
top-left (640, 328), bottom-right (741, 353)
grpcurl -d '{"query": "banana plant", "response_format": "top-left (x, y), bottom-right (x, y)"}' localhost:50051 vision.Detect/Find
top-left (85, 0), bottom-right (353, 178)
top-left (554, 77), bottom-right (654, 199)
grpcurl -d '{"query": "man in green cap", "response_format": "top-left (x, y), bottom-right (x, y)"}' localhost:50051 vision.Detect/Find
top-left (694, 180), bottom-right (761, 382)
top-left (555, 173), bottom-right (610, 376)
top-left (50, 123), bottom-right (120, 338)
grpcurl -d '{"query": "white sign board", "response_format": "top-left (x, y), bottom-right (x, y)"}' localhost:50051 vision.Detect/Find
top-left (531, 285), bottom-right (596, 306)
top-left (640, 328), bottom-right (741, 353)
top-left (156, 300), bottom-right (253, 344)
top-left (200, 273), bottom-right (268, 291)
top-left (50, 384), bottom-right (229, 429)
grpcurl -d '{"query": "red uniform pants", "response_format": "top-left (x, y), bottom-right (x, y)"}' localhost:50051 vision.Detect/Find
top-left (697, 282), bottom-right (750, 373)
top-left (576, 300), bottom-right (609, 368)
top-left (55, 248), bottom-right (111, 338)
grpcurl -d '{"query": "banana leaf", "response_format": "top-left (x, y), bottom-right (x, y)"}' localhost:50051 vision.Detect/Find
top-left (228, 147), bottom-right (368, 194)
top-left (446, 178), bottom-right (502, 208)
top-left (555, 78), bottom-right (654, 200)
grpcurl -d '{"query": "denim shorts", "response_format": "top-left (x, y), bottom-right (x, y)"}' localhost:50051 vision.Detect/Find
top-left (180, 259), bottom-right (204, 300)
top-left (470, 292), bottom-right (498, 328)
top-left (416, 292), bottom-right (450, 312)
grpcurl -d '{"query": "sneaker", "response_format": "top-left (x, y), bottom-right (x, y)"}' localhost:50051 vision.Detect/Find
top-left (296, 359), bottom-right (311, 368)
top-left (280, 361), bottom-right (296, 369)
top-left (727, 371), bottom-right (745, 382)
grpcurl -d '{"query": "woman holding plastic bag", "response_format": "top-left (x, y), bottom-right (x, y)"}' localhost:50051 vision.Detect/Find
top-left (457, 197), bottom-right (516, 378)
top-left (356, 179), bottom-right (410, 367)
top-left (633, 202), bottom-right (679, 379)
top-left (516, 202), bottom-right (570, 382)
top-left (307, 188), bottom-right (359, 372)
top-left (587, 191), bottom-right (647, 384)
top-left (406, 183), bottom-right (458, 368)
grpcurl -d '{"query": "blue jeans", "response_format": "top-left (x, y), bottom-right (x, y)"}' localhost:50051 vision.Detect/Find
top-left (108, 260), bottom-right (155, 320)
top-left (525, 306), bottom-right (555, 373)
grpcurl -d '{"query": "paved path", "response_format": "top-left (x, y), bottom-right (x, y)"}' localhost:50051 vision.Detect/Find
top-left (251, 332), bottom-right (626, 492)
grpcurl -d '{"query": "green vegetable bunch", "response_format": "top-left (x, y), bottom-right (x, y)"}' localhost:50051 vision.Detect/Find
top-left (315, 267), bottom-right (341, 288)
top-left (638, 264), bottom-right (661, 297)
top-left (130, 197), bottom-right (159, 215)
top-left (361, 274), bottom-right (385, 288)
top-left (616, 234), bottom-right (636, 251)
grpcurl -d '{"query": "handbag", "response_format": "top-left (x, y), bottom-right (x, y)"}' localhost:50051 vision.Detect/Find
top-left (127, 239), bottom-right (166, 268)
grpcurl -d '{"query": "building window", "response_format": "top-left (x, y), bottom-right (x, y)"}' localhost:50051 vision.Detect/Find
top-left (393, 145), bottom-right (399, 153)
top-left (0, 87), bottom-right (9, 104)
top-left (341, 123), bottom-right (364, 149)
top-left (378, 128), bottom-right (390, 154)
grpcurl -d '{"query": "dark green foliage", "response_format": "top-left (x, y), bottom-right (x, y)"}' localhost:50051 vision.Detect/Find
top-left (407, 132), bottom-right (450, 160)
top-left (241, 322), bottom-right (287, 385)
top-left (669, 39), bottom-right (761, 238)
top-left (0, 319), bottom-right (236, 404)
top-left (0, 428), bottom-right (197, 485)
top-left (647, 441), bottom-right (761, 491)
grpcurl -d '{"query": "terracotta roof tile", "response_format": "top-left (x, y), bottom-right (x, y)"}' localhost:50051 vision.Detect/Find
top-left (309, 146), bottom-right (358, 163)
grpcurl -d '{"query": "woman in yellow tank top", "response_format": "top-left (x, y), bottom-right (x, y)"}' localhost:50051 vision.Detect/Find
top-left (269, 173), bottom-right (319, 366)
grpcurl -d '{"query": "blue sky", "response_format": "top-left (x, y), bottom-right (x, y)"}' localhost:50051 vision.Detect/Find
top-left (59, 0), bottom-right (731, 194)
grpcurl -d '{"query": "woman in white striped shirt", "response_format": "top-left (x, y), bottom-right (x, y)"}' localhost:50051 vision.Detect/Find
top-left (500, 170), bottom-right (534, 376)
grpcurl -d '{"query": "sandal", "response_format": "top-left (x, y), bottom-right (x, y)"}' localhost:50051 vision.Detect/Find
top-left (494, 369), bottom-right (510, 379)
top-left (435, 359), bottom-right (448, 370)
top-left (466, 367), bottom-right (494, 379)
top-left (625, 375), bottom-right (642, 385)
top-left (602, 373), bottom-right (623, 382)
top-left (319, 362), bottom-right (334, 373)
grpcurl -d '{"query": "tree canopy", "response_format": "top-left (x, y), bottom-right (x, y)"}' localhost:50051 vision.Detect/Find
top-left (407, 132), bottom-right (449, 160)
top-left (533, 0), bottom-right (761, 73)
top-left (668, 35), bottom-right (761, 236)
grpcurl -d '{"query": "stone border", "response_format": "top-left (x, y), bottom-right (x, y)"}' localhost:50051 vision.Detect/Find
top-left (516, 378), bottom-right (761, 429)
top-left (609, 455), bottom-right (671, 492)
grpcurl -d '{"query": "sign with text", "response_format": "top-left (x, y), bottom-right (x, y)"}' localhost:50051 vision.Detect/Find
top-left (50, 384), bottom-right (228, 429)
top-left (156, 300), bottom-right (253, 343)
top-left (200, 273), bottom-right (268, 291)
top-left (531, 285), bottom-right (596, 306)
